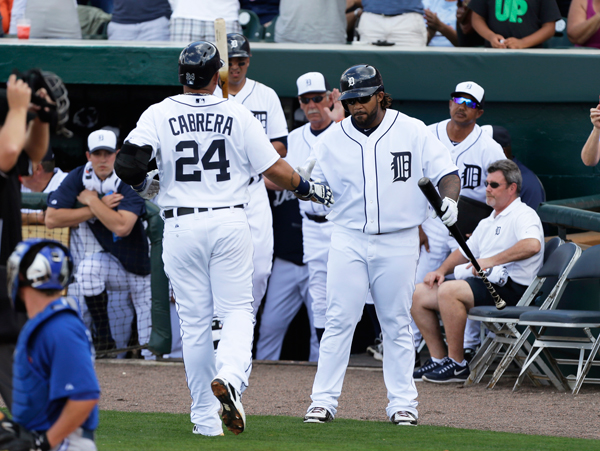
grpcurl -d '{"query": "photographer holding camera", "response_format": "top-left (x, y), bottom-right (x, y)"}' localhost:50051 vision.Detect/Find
top-left (0, 72), bottom-right (56, 411)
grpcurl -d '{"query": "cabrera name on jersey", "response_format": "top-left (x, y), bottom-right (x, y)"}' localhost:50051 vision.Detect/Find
top-left (125, 94), bottom-right (280, 209)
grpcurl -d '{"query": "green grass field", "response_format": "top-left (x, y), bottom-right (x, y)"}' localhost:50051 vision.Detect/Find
top-left (98, 411), bottom-right (598, 451)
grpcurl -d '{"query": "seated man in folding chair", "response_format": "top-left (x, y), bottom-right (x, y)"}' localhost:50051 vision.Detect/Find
top-left (412, 159), bottom-right (544, 383)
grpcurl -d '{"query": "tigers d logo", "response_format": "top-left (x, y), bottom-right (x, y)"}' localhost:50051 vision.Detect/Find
top-left (186, 73), bottom-right (195, 84)
top-left (391, 151), bottom-right (411, 182)
top-left (348, 77), bottom-right (355, 87)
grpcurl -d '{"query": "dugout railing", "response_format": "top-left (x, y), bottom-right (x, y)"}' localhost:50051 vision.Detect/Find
top-left (21, 192), bottom-right (171, 356)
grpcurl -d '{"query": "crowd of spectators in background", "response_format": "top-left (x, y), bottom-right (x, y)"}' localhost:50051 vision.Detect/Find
top-left (0, 0), bottom-right (599, 48)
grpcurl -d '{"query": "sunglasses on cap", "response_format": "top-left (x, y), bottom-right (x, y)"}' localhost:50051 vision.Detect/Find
top-left (484, 181), bottom-right (508, 189)
top-left (342, 93), bottom-right (376, 106)
top-left (299, 95), bottom-right (325, 104)
top-left (452, 96), bottom-right (479, 109)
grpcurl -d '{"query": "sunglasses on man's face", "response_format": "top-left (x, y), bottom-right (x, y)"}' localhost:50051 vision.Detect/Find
top-left (342, 94), bottom-right (375, 106)
top-left (299, 95), bottom-right (325, 104)
top-left (484, 181), bottom-right (507, 189)
top-left (452, 96), bottom-right (479, 109)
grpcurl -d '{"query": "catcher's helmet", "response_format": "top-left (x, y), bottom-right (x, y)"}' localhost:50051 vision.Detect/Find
top-left (338, 64), bottom-right (384, 101)
top-left (178, 41), bottom-right (223, 89)
top-left (227, 33), bottom-right (252, 58)
top-left (7, 239), bottom-right (74, 304)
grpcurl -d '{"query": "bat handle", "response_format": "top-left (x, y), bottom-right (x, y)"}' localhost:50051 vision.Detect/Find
top-left (476, 269), bottom-right (507, 310)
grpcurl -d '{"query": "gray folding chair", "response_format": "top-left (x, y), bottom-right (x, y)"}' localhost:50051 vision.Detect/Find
top-left (514, 244), bottom-right (600, 394)
top-left (465, 239), bottom-right (580, 388)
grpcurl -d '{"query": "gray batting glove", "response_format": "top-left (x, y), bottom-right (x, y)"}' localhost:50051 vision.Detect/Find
top-left (439, 197), bottom-right (458, 226)
top-left (133, 169), bottom-right (160, 200)
top-left (296, 159), bottom-right (316, 181)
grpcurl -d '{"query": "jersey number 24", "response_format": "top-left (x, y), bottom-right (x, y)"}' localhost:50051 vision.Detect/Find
top-left (175, 139), bottom-right (230, 182)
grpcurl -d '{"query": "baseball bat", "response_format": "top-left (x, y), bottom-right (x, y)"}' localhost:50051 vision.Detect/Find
top-left (418, 177), bottom-right (506, 310)
top-left (214, 18), bottom-right (229, 98)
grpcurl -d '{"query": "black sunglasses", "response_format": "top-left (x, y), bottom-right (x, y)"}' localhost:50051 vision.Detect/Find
top-left (299, 95), bottom-right (325, 104)
top-left (484, 181), bottom-right (508, 189)
top-left (342, 94), bottom-right (375, 106)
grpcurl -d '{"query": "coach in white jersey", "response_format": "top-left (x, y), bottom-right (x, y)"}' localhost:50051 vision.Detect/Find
top-left (289, 72), bottom-right (338, 340)
top-left (302, 64), bottom-right (459, 427)
top-left (114, 41), bottom-right (333, 437)
top-left (213, 33), bottom-right (289, 316)
top-left (413, 82), bottom-right (505, 360)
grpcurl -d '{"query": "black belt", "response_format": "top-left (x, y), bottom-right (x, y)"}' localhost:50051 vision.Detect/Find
top-left (306, 213), bottom-right (328, 223)
top-left (164, 205), bottom-right (244, 218)
top-left (249, 174), bottom-right (263, 185)
top-left (82, 429), bottom-right (95, 441)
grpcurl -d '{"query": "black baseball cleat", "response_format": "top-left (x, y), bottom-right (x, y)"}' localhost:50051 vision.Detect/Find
top-left (304, 407), bottom-right (334, 423)
top-left (211, 377), bottom-right (246, 435)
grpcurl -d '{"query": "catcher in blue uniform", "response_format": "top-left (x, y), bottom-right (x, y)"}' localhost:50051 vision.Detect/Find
top-left (0, 238), bottom-right (100, 451)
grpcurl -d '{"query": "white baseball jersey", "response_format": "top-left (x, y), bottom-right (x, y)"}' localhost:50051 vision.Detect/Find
top-left (125, 93), bottom-right (280, 209)
top-left (288, 123), bottom-right (332, 218)
top-left (310, 110), bottom-right (458, 233)
top-left (427, 120), bottom-right (505, 202)
top-left (464, 197), bottom-right (544, 286)
top-left (214, 79), bottom-right (288, 178)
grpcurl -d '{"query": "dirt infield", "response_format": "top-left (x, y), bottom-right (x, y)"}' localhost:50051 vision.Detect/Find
top-left (90, 358), bottom-right (600, 440)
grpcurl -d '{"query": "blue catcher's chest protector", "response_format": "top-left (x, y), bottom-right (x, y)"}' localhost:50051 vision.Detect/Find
top-left (12, 297), bottom-right (93, 430)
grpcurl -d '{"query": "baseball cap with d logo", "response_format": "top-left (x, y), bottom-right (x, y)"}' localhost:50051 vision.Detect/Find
top-left (88, 129), bottom-right (117, 153)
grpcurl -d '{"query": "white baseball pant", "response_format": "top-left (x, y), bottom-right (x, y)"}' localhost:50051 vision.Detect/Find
top-left (256, 257), bottom-right (319, 362)
top-left (162, 208), bottom-right (254, 436)
top-left (246, 179), bottom-right (274, 316)
top-left (76, 252), bottom-right (152, 356)
top-left (309, 225), bottom-right (419, 419)
top-left (301, 218), bottom-right (334, 329)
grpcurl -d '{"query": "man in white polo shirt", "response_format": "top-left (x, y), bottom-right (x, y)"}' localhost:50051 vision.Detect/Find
top-left (411, 159), bottom-right (544, 383)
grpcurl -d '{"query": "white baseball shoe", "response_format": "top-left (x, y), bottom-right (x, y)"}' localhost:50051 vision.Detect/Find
top-left (211, 377), bottom-right (246, 435)
top-left (192, 425), bottom-right (224, 436)
top-left (304, 407), bottom-right (334, 423)
top-left (391, 411), bottom-right (418, 426)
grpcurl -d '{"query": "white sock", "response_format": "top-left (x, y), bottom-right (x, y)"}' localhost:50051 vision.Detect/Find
top-left (450, 358), bottom-right (467, 367)
top-left (431, 356), bottom-right (446, 364)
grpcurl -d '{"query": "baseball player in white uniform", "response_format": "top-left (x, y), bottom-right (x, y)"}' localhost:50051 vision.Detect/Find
top-left (413, 82), bottom-right (506, 357)
top-left (214, 33), bottom-right (289, 316)
top-left (114, 41), bottom-right (333, 436)
top-left (302, 64), bottom-right (459, 426)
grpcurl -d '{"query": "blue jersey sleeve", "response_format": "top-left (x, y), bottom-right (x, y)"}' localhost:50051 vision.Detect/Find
top-left (33, 313), bottom-right (100, 403)
top-left (117, 182), bottom-right (146, 217)
top-left (47, 167), bottom-right (85, 209)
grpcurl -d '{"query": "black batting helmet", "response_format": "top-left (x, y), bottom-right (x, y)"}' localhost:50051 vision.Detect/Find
top-left (227, 33), bottom-right (252, 58)
top-left (338, 64), bottom-right (384, 101)
top-left (178, 41), bottom-right (223, 89)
